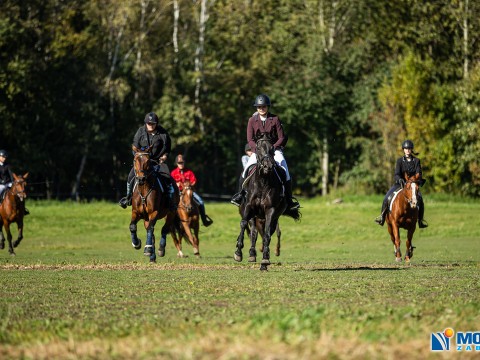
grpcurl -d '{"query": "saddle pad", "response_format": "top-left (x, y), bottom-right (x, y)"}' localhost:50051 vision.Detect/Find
top-left (389, 189), bottom-right (402, 212)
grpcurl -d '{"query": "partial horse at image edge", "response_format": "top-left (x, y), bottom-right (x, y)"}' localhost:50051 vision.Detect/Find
top-left (0, 172), bottom-right (29, 256)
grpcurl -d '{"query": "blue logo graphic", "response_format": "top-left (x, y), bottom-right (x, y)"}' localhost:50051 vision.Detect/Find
top-left (431, 329), bottom-right (454, 351)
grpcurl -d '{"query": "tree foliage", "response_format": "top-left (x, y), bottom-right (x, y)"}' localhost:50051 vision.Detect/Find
top-left (1, 0), bottom-right (479, 199)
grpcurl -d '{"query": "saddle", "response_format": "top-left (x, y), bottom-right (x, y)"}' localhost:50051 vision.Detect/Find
top-left (241, 164), bottom-right (287, 196)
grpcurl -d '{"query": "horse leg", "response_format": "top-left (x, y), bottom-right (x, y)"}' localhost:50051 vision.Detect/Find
top-left (181, 219), bottom-right (198, 257)
top-left (260, 212), bottom-right (276, 271)
top-left (387, 222), bottom-right (402, 262)
top-left (170, 221), bottom-right (184, 258)
top-left (0, 222), bottom-right (5, 250)
top-left (234, 219), bottom-right (249, 262)
top-left (248, 218), bottom-right (258, 262)
top-left (144, 220), bottom-right (157, 263)
top-left (4, 222), bottom-right (15, 256)
top-left (159, 220), bottom-right (172, 258)
top-left (275, 223), bottom-right (281, 257)
top-left (405, 227), bottom-right (416, 262)
top-left (13, 218), bottom-right (24, 248)
top-left (130, 214), bottom-right (142, 250)
top-left (192, 218), bottom-right (200, 258)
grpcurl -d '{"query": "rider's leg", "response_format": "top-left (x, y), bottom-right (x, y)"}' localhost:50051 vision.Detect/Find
top-left (231, 175), bottom-right (246, 206)
top-left (193, 192), bottom-right (213, 227)
top-left (417, 193), bottom-right (428, 228)
top-left (374, 186), bottom-right (397, 226)
top-left (274, 150), bottom-right (300, 210)
top-left (119, 168), bottom-right (134, 209)
top-left (166, 176), bottom-right (177, 211)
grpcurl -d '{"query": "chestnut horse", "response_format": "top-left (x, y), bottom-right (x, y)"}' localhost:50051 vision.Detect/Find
top-left (235, 133), bottom-right (300, 270)
top-left (171, 180), bottom-right (200, 258)
top-left (129, 145), bottom-right (179, 262)
top-left (385, 173), bottom-right (420, 262)
top-left (0, 173), bottom-right (29, 256)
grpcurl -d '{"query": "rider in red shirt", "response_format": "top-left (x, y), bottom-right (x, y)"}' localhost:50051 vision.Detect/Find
top-left (171, 154), bottom-right (213, 227)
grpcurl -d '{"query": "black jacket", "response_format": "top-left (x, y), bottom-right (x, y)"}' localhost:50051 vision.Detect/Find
top-left (132, 125), bottom-right (171, 161)
top-left (394, 156), bottom-right (422, 183)
top-left (0, 163), bottom-right (14, 185)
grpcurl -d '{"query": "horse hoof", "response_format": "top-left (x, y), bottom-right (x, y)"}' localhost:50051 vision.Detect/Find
top-left (158, 247), bottom-right (165, 257)
top-left (261, 259), bottom-right (271, 265)
top-left (405, 256), bottom-right (411, 262)
top-left (194, 253), bottom-right (201, 259)
top-left (234, 252), bottom-right (242, 262)
top-left (248, 256), bottom-right (256, 263)
top-left (132, 240), bottom-right (142, 250)
top-left (144, 246), bottom-right (153, 256)
top-left (10, 252), bottom-right (16, 257)
top-left (260, 264), bottom-right (268, 271)
top-left (149, 258), bottom-right (156, 263)
top-left (275, 251), bottom-right (280, 257)
top-left (395, 257), bottom-right (402, 262)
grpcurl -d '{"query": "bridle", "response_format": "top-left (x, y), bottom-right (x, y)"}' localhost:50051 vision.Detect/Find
top-left (256, 138), bottom-right (274, 173)
top-left (402, 180), bottom-right (418, 208)
top-left (133, 152), bottom-right (154, 185)
top-left (179, 184), bottom-right (194, 212)
top-left (9, 179), bottom-right (27, 201)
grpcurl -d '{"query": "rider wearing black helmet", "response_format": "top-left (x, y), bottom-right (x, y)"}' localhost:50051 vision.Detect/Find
top-left (0, 150), bottom-right (14, 199)
top-left (231, 94), bottom-right (300, 211)
top-left (374, 140), bottom-right (428, 228)
top-left (119, 112), bottom-right (176, 210)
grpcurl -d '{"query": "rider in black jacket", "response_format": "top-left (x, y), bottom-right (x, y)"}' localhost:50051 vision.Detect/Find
top-left (374, 140), bottom-right (428, 228)
top-left (118, 112), bottom-right (175, 210)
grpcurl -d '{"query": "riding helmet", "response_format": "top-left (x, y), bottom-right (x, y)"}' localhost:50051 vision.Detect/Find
top-left (402, 140), bottom-right (414, 149)
top-left (0, 149), bottom-right (8, 157)
top-left (253, 94), bottom-right (271, 107)
top-left (144, 112), bottom-right (159, 124)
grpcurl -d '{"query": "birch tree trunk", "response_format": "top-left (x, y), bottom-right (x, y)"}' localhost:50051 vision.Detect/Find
top-left (173, 0), bottom-right (179, 64)
top-left (194, 0), bottom-right (209, 133)
top-left (463, 0), bottom-right (469, 79)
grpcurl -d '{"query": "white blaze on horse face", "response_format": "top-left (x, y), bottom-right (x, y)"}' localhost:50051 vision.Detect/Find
top-left (411, 182), bottom-right (417, 208)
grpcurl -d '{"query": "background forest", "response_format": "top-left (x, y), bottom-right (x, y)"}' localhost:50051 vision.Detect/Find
top-left (1, 0), bottom-right (480, 200)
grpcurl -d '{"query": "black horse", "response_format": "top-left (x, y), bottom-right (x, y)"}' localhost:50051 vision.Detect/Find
top-left (234, 133), bottom-right (301, 270)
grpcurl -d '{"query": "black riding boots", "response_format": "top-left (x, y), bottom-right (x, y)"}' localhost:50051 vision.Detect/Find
top-left (418, 196), bottom-right (428, 228)
top-left (285, 180), bottom-right (300, 210)
top-left (118, 181), bottom-right (133, 209)
top-left (374, 198), bottom-right (389, 226)
top-left (231, 175), bottom-right (246, 207)
top-left (198, 203), bottom-right (213, 227)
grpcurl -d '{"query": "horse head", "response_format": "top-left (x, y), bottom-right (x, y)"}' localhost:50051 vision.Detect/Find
top-left (403, 173), bottom-right (420, 209)
top-left (180, 180), bottom-right (194, 213)
top-left (11, 173), bottom-right (28, 202)
top-left (255, 133), bottom-right (275, 175)
top-left (132, 145), bottom-right (153, 185)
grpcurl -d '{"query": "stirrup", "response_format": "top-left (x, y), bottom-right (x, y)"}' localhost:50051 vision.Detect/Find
top-left (418, 219), bottom-right (428, 228)
top-left (118, 196), bottom-right (131, 209)
top-left (287, 198), bottom-right (300, 210)
top-left (202, 215), bottom-right (213, 227)
top-left (230, 192), bottom-right (243, 207)
top-left (374, 215), bottom-right (384, 226)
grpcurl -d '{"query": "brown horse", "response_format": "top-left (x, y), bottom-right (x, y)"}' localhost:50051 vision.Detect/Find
top-left (171, 180), bottom-right (200, 258)
top-left (385, 173), bottom-right (420, 262)
top-left (129, 145), bottom-right (179, 262)
top-left (0, 173), bottom-right (29, 256)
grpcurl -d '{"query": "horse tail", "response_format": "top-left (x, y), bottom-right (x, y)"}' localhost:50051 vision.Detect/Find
top-left (282, 208), bottom-right (301, 222)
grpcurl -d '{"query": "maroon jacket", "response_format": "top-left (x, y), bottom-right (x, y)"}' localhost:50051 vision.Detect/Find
top-left (246, 113), bottom-right (287, 152)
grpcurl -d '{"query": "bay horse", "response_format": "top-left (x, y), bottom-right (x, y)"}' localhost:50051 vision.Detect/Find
top-left (234, 133), bottom-right (300, 270)
top-left (129, 145), bottom-right (179, 262)
top-left (385, 173), bottom-right (420, 262)
top-left (0, 173), bottom-right (29, 256)
top-left (171, 180), bottom-right (200, 258)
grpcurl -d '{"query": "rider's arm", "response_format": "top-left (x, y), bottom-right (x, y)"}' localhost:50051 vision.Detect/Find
top-left (246, 116), bottom-right (257, 152)
top-left (272, 117), bottom-right (286, 150)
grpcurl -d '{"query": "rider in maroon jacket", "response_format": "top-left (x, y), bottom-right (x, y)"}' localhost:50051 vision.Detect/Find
top-left (231, 94), bottom-right (300, 211)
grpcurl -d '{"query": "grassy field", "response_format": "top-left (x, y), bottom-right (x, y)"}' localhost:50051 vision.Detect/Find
top-left (0, 195), bottom-right (479, 359)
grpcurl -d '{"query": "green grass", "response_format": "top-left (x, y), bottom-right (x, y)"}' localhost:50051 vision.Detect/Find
top-left (0, 196), bottom-right (479, 359)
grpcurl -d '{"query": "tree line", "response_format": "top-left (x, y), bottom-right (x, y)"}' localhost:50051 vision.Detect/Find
top-left (1, 0), bottom-right (479, 200)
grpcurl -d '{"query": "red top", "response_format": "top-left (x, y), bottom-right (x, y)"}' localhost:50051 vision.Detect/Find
top-left (171, 167), bottom-right (197, 191)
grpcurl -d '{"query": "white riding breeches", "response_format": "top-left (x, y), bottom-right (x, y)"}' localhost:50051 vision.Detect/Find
top-left (0, 183), bottom-right (11, 197)
top-left (242, 150), bottom-right (291, 181)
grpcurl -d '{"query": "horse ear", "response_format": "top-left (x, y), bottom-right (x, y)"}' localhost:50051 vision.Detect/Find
top-left (13, 173), bottom-right (19, 180)
top-left (23, 172), bottom-right (29, 179)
